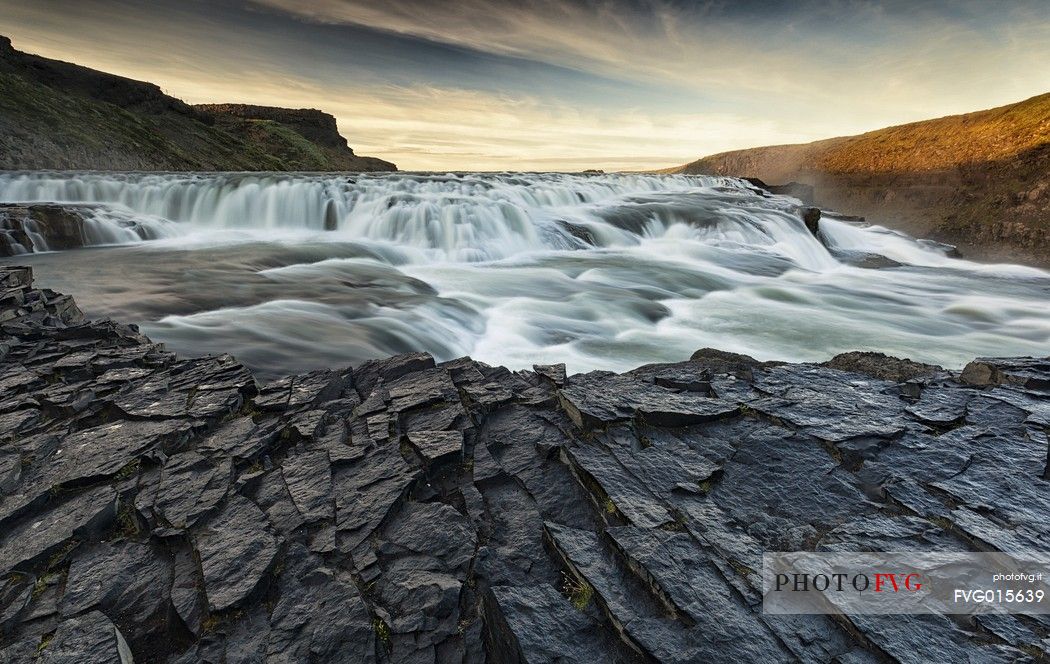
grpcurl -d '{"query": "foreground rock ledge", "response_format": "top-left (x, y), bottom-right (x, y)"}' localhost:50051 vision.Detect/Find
top-left (0, 265), bottom-right (1047, 663)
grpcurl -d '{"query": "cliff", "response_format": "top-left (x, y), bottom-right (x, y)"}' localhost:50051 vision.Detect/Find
top-left (0, 36), bottom-right (395, 172)
top-left (670, 93), bottom-right (1050, 265)
top-left (0, 265), bottom-right (1047, 661)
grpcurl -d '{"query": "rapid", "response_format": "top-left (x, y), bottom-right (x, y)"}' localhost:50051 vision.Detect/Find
top-left (1, 171), bottom-right (1047, 379)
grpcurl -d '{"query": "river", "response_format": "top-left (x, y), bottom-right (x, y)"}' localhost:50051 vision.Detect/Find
top-left (1, 171), bottom-right (1047, 379)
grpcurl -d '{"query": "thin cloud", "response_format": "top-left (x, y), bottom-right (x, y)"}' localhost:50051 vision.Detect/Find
top-left (1, 0), bottom-right (1048, 170)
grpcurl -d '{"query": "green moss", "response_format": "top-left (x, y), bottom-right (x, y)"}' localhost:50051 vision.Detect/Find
top-left (373, 617), bottom-right (392, 649)
top-left (728, 558), bottom-right (756, 579)
top-left (113, 499), bottom-right (142, 539)
top-left (114, 458), bottom-right (140, 481)
top-left (565, 576), bottom-right (594, 611)
top-left (36, 631), bottom-right (55, 654)
top-left (927, 515), bottom-right (954, 532)
top-left (32, 571), bottom-right (58, 599)
top-left (43, 540), bottom-right (78, 572)
top-left (201, 609), bottom-right (244, 634)
top-left (201, 614), bottom-right (222, 633)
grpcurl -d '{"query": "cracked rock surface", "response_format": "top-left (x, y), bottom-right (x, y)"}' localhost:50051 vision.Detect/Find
top-left (0, 265), bottom-right (1048, 662)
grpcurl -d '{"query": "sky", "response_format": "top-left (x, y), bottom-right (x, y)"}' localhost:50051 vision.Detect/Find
top-left (2, 0), bottom-right (1049, 171)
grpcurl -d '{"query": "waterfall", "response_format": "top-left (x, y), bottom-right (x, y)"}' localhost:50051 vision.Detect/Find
top-left (0, 171), bottom-right (841, 264)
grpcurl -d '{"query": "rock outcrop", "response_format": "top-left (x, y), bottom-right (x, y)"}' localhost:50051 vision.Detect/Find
top-left (0, 265), bottom-right (1047, 662)
top-left (744, 177), bottom-right (815, 205)
top-left (0, 204), bottom-right (169, 256)
top-left (194, 104), bottom-right (396, 172)
top-left (1, 205), bottom-right (93, 256)
top-left (0, 36), bottom-right (395, 172)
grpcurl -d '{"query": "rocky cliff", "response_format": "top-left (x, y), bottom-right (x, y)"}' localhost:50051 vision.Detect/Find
top-left (670, 93), bottom-right (1050, 266)
top-left (0, 265), bottom-right (1047, 662)
top-left (193, 104), bottom-right (395, 172)
top-left (0, 36), bottom-right (395, 172)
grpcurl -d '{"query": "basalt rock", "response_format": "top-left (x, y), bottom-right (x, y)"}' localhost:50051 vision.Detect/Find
top-left (824, 351), bottom-right (944, 383)
top-left (800, 206), bottom-right (822, 236)
top-left (0, 264), bottom-right (1047, 662)
top-left (744, 177), bottom-right (815, 205)
top-left (0, 204), bottom-right (155, 257)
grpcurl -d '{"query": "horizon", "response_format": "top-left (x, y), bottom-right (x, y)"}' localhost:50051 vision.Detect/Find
top-left (2, 0), bottom-right (1050, 171)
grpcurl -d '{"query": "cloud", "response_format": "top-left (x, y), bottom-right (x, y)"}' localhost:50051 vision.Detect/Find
top-left (155, 74), bottom-right (826, 171)
top-left (2, 0), bottom-right (1049, 170)
top-left (247, 0), bottom-right (1050, 115)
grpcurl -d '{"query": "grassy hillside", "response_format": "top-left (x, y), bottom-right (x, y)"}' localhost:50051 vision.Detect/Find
top-left (672, 93), bottom-right (1050, 265)
top-left (0, 36), bottom-right (395, 172)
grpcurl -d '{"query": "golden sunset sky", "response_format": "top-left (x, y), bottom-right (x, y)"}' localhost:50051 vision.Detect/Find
top-left (3, 0), bottom-right (1049, 171)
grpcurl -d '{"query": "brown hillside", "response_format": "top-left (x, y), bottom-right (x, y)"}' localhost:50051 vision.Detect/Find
top-left (672, 93), bottom-right (1050, 266)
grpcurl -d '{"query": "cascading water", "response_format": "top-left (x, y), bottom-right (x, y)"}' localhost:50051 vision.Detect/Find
top-left (1, 171), bottom-right (1047, 379)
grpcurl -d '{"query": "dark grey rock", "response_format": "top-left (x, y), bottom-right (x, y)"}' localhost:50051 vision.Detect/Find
top-left (354, 352), bottom-right (435, 400)
top-left (281, 449), bottom-right (333, 522)
top-left (0, 485), bottom-right (118, 575)
top-left (559, 372), bottom-right (737, 429)
top-left (462, 380), bottom-right (516, 413)
top-left (334, 446), bottom-right (419, 557)
top-left (0, 574), bottom-right (33, 634)
top-left (266, 543), bottom-right (376, 663)
top-left (194, 495), bottom-right (281, 612)
top-left (564, 440), bottom-right (675, 529)
top-left (37, 610), bottom-right (134, 664)
top-left (533, 363), bottom-right (566, 386)
top-left (198, 416), bottom-right (278, 464)
top-left (406, 430), bottom-right (463, 466)
top-left (251, 468), bottom-right (307, 536)
top-left (170, 544), bottom-right (204, 637)
top-left (905, 386), bottom-right (972, 425)
top-left (849, 614), bottom-right (1027, 664)
top-left (387, 367), bottom-right (458, 412)
top-left (60, 541), bottom-right (175, 655)
top-left (256, 369), bottom-right (345, 411)
top-left (372, 503), bottom-right (476, 659)
top-left (484, 583), bottom-right (606, 663)
top-left (829, 249), bottom-right (903, 269)
top-left (749, 365), bottom-right (909, 441)
top-left (139, 451), bottom-right (232, 529)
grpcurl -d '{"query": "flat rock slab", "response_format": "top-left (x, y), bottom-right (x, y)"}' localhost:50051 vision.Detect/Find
top-left (141, 451), bottom-right (232, 529)
top-left (0, 485), bottom-right (117, 575)
top-left (406, 429), bottom-right (463, 466)
top-left (194, 495), bottom-right (280, 612)
top-left (486, 583), bottom-right (606, 663)
top-left (38, 610), bottom-right (134, 664)
top-left (559, 373), bottom-right (738, 429)
top-left (281, 449), bottom-right (333, 522)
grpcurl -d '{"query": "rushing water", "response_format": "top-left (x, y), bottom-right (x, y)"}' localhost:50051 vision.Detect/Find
top-left (1, 171), bottom-right (1047, 379)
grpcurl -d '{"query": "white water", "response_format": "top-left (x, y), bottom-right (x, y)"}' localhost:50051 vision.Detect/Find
top-left (1, 171), bottom-right (1047, 378)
